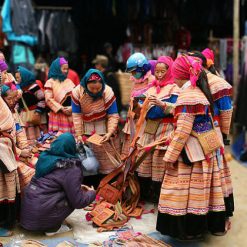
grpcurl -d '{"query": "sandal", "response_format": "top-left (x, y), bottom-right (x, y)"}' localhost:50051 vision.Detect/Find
top-left (0, 227), bottom-right (13, 237)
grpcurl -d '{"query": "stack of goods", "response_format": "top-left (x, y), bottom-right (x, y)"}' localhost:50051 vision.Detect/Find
top-left (85, 130), bottom-right (167, 232)
top-left (19, 131), bottom-right (62, 167)
top-left (88, 226), bottom-right (170, 247)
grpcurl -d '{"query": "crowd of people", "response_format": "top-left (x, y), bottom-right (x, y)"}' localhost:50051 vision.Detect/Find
top-left (0, 48), bottom-right (234, 241)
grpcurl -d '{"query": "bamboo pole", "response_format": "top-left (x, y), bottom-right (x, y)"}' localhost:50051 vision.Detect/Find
top-left (233, 0), bottom-right (240, 102)
top-left (233, 0), bottom-right (240, 141)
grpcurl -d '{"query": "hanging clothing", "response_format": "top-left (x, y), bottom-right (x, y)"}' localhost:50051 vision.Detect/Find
top-left (157, 84), bottom-right (228, 238)
top-left (72, 69), bottom-right (119, 174)
top-left (10, 43), bottom-right (35, 72)
top-left (1, 0), bottom-right (37, 46)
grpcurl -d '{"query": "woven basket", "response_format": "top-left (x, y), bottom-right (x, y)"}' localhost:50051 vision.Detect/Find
top-left (114, 71), bottom-right (133, 106)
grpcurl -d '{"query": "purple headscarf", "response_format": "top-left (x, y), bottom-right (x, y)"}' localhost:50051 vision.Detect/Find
top-left (59, 57), bottom-right (68, 66)
top-left (149, 60), bottom-right (157, 75)
top-left (0, 60), bottom-right (8, 71)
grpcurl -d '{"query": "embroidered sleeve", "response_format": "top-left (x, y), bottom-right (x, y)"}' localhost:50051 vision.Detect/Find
top-left (44, 80), bottom-right (63, 113)
top-left (215, 96), bottom-right (232, 134)
top-left (164, 113), bottom-right (195, 163)
top-left (72, 86), bottom-right (83, 137)
top-left (106, 100), bottom-right (118, 114)
top-left (15, 126), bottom-right (28, 157)
top-left (219, 108), bottom-right (233, 135)
top-left (107, 113), bottom-right (120, 135)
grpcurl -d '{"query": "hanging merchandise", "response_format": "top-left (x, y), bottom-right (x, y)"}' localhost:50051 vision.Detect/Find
top-left (1, 0), bottom-right (38, 46)
top-left (36, 9), bottom-right (78, 55)
top-left (235, 36), bottom-right (247, 128)
top-left (219, 39), bottom-right (227, 70)
top-left (10, 42), bottom-right (35, 72)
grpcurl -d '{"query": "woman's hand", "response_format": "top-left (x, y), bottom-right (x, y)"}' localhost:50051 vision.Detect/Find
top-left (148, 95), bottom-right (166, 108)
top-left (165, 162), bottom-right (174, 170)
top-left (21, 149), bottom-right (32, 158)
top-left (81, 185), bottom-right (95, 191)
top-left (62, 107), bottom-right (72, 116)
top-left (100, 133), bottom-right (112, 144)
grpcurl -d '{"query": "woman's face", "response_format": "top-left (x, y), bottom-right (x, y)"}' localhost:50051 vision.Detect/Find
top-left (15, 72), bottom-right (21, 84)
top-left (3, 91), bottom-right (16, 110)
top-left (174, 78), bottom-right (187, 88)
top-left (0, 53), bottom-right (5, 61)
top-left (61, 64), bottom-right (69, 75)
top-left (131, 70), bottom-right (142, 79)
top-left (154, 63), bottom-right (168, 81)
top-left (1, 70), bottom-right (8, 82)
top-left (87, 80), bottom-right (103, 95)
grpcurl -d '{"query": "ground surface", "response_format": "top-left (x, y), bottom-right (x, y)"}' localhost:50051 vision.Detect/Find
top-left (1, 158), bottom-right (246, 246)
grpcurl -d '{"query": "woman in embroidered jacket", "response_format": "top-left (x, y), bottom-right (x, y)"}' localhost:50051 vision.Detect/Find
top-left (191, 49), bottom-right (234, 223)
top-left (16, 66), bottom-right (47, 144)
top-left (136, 56), bottom-right (180, 202)
top-left (122, 53), bottom-right (155, 158)
top-left (0, 54), bottom-right (22, 99)
top-left (1, 85), bottom-right (35, 192)
top-left (72, 69), bottom-right (119, 177)
top-left (157, 55), bottom-right (231, 240)
top-left (44, 57), bottom-right (75, 134)
top-left (0, 83), bottom-right (21, 237)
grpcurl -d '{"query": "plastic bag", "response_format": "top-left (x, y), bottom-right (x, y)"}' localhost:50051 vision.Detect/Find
top-left (77, 142), bottom-right (99, 176)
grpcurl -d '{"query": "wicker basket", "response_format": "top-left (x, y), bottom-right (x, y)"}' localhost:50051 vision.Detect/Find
top-left (114, 71), bottom-right (133, 106)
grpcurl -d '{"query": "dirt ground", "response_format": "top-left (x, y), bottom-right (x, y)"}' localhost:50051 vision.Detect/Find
top-left (0, 158), bottom-right (246, 246)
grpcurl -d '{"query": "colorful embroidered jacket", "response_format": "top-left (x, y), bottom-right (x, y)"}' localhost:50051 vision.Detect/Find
top-left (122, 72), bottom-right (155, 135)
top-left (72, 85), bottom-right (119, 136)
top-left (19, 83), bottom-right (46, 113)
top-left (12, 110), bottom-right (29, 157)
top-left (164, 83), bottom-right (215, 163)
top-left (44, 78), bottom-right (75, 113)
top-left (0, 96), bottom-right (18, 172)
top-left (207, 71), bottom-right (232, 135)
top-left (137, 84), bottom-right (180, 150)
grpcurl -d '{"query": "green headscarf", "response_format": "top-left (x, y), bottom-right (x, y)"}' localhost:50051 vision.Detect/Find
top-left (35, 132), bottom-right (78, 178)
top-left (1, 85), bottom-right (10, 97)
top-left (80, 69), bottom-right (106, 99)
top-left (48, 57), bottom-right (67, 82)
top-left (18, 66), bottom-right (36, 89)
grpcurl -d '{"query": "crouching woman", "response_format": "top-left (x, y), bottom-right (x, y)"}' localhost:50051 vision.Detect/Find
top-left (20, 132), bottom-right (96, 236)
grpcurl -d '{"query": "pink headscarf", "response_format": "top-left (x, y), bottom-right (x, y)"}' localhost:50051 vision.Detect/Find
top-left (201, 48), bottom-right (214, 68)
top-left (171, 55), bottom-right (202, 87)
top-left (59, 57), bottom-right (68, 66)
top-left (151, 56), bottom-right (174, 94)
